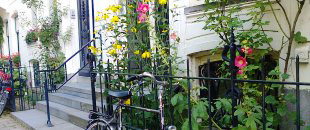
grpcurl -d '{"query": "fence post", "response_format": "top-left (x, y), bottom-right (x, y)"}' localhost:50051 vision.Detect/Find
top-left (261, 56), bottom-right (266, 130)
top-left (296, 55), bottom-right (300, 130)
top-left (44, 71), bottom-right (53, 127)
top-left (186, 59), bottom-right (192, 130)
top-left (229, 27), bottom-right (238, 127)
top-left (8, 58), bottom-right (16, 111)
top-left (207, 58), bottom-right (212, 130)
top-left (88, 50), bottom-right (97, 112)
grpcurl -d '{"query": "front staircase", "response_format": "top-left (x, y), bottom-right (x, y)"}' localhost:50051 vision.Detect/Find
top-left (11, 76), bottom-right (106, 130)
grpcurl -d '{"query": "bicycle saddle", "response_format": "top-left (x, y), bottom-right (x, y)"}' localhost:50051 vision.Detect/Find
top-left (108, 90), bottom-right (132, 99)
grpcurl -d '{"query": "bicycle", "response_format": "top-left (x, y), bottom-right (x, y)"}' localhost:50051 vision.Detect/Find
top-left (0, 71), bottom-right (11, 116)
top-left (86, 72), bottom-right (176, 130)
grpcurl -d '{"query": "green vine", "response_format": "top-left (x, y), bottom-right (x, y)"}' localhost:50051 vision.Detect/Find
top-left (0, 16), bottom-right (4, 49)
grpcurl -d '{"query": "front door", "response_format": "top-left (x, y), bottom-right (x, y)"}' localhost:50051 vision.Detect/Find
top-left (78, 0), bottom-right (91, 76)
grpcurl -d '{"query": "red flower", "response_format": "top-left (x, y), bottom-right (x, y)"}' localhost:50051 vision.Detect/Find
top-left (235, 56), bottom-right (247, 69)
top-left (5, 87), bottom-right (12, 92)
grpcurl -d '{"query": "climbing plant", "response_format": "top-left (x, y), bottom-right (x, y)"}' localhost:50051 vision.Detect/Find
top-left (22, 0), bottom-right (69, 84)
top-left (0, 16), bottom-right (4, 49)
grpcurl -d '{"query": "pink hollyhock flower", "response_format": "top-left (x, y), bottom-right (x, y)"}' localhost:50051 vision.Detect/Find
top-left (137, 3), bottom-right (149, 13)
top-left (241, 48), bottom-right (246, 53)
top-left (235, 56), bottom-right (247, 68)
top-left (138, 13), bottom-right (147, 23)
top-left (237, 69), bottom-right (243, 75)
top-left (247, 48), bottom-right (253, 54)
top-left (170, 32), bottom-right (177, 41)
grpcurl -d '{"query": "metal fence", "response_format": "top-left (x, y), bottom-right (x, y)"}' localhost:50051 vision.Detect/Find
top-left (0, 65), bottom-right (45, 112)
top-left (86, 31), bottom-right (310, 130)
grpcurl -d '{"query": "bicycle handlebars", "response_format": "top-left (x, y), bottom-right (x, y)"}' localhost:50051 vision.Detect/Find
top-left (126, 72), bottom-right (168, 85)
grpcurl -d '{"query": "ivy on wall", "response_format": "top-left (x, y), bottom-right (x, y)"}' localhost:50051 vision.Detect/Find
top-left (0, 16), bottom-right (4, 49)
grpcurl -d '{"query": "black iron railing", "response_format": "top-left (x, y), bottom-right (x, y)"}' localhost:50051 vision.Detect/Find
top-left (37, 39), bottom-right (96, 126)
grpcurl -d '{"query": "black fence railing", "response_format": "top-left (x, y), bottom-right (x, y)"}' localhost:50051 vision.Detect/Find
top-left (0, 65), bottom-right (45, 112)
top-left (86, 29), bottom-right (310, 130)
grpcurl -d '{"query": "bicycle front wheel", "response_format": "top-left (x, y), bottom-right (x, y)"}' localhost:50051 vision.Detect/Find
top-left (0, 91), bottom-right (8, 116)
top-left (86, 120), bottom-right (112, 130)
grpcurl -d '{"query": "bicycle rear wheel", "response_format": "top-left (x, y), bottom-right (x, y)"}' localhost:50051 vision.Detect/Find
top-left (0, 91), bottom-right (8, 116)
top-left (86, 120), bottom-right (112, 130)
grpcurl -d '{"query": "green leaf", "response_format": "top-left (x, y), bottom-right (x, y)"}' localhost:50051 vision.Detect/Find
top-left (192, 101), bottom-right (207, 120)
top-left (277, 105), bottom-right (288, 116)
top-left (181, 118), bottom-right (199, 130)
top-left (281, 73), bottom-right (290, 80)
top-left (294, 31), bottom-right (308, 44)
top-left (284, 93), bottom-right (296, 104)
top-left (245, 116), bottom-right (258, 130)
top-left (265, 95), bottom-right (277, 105)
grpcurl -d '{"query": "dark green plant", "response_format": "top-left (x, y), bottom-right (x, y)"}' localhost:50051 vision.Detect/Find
top-left (0, 16), bottom-right (4, 49)
top-left (25, 31), bottom-right (38, 44)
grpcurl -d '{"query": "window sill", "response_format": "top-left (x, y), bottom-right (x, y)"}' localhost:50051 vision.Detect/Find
top-left (185, 0), bottom-right (277, 17)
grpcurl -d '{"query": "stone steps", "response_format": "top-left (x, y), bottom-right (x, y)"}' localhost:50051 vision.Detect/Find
top-left (11, 76), bottom-right (108, 129)
top-left (36, 101), bottom-right (89, 128)
top-left (48, 92), bottom-right (105, 113)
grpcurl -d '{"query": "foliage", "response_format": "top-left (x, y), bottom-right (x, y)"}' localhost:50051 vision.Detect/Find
top-left (25, 30), bottom-right (38, 45)
top-left (93, 0), bottom-right (182, 129)
top-left (0, 16), bottom-right (4, 49)
top-left (22, 0), bottom-right (67, 84)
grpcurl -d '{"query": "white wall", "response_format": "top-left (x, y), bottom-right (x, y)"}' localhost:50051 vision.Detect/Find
top-left (169, 0), bottom-right (310, 89)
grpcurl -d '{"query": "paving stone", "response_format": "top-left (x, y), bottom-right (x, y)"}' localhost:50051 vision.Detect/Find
top-left (11, 109), bottom-right (83, 130)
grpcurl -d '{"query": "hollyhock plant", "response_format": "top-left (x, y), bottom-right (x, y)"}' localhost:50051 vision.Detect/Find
top-left (235, 56), bottom-right (247, 68)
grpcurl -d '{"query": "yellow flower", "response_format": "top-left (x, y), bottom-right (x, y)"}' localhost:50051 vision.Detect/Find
top-left (111, 16), bottom-right (120, 24)
top-left (93, 30), bottom-right (98, 34)
top-left (130, 27), bottom-right (137, 33)
top-left (108, 49), bottom-right (117, 55)
top-left (95, 16), bottom-right (101, 22)
top-left (144, 0), bottom-right (150, 2)
top-left (110, 5), bottom-right (121, 13)
top-left (88, 46), bottom-right (101, 55)
top-left (141, 51), bottom-right (151, 58)
top-left (134, 50), bottom-right (140, 55)
top-left (102, 13), bottom-right (109, 20)
top-left (162, 30), bottom-right (168, 33)
top-left (108, 25), bottom-right (114, 31)
top-left (159, 0), bottom-right (167, 5)
top-left (116, 5), bottom-right (122, 9)
top-left (112, 44), bottom-right (122, 50)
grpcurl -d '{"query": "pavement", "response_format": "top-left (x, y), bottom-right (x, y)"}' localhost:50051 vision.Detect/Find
top-left (0, 110), bottom-right (26, 130)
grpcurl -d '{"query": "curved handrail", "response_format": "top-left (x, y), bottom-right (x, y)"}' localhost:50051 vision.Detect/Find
top-left (38, 39), bottom-right (94, 72)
